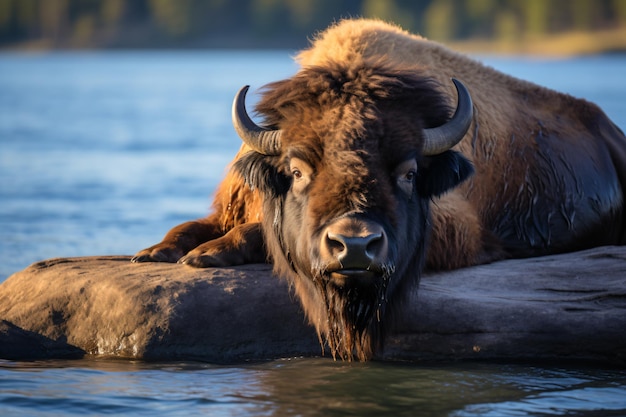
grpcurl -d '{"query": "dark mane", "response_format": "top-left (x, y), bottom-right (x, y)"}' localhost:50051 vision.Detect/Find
top-left (255, 62), bottom-right (453, 133)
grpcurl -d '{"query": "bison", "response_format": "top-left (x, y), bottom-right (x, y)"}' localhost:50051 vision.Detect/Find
top-left (132, 19), bottom-right (626, 361)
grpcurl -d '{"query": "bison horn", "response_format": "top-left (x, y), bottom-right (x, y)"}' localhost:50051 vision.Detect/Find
top-left (422, 78), bottom-right (473, 156)
top-left (232, 85), bottom-right (282, 155)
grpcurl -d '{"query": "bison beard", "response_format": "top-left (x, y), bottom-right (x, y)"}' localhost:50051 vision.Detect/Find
top-left (318, 278), bottom-right (387, 361)
top-left (312, 262), bottom-right (396, 361)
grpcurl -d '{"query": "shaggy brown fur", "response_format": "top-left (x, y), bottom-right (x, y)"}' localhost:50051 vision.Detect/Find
top-left (232, 63), bottom-right (465, 360)
top-left (133, 19), bottom-right (626, 360)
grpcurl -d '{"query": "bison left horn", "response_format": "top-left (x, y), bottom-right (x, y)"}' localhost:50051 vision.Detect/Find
top-left (422, 78), bottom-right (473, 156)
top-left (232, 85), bottom-right (282, 156)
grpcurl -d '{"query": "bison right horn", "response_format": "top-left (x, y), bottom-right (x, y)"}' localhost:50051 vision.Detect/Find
top-left (422, 78), bottom-right (473, 156)
top-left (232, 85), bottom-right (282, 156)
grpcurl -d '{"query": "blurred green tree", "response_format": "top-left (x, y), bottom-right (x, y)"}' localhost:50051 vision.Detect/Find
top-left (362, 0), bottom-right (415, 30)
top-left (0, 0), bottom-right (624, 50)
top-left (424, 0), bottom-right (456, 40)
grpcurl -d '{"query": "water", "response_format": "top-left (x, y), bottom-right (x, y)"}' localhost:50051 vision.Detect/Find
top-left (1, 358), bottom-right (625, 416)
top-left (1, 51), bottom-right (625, 415)
top-left (0, 51), bottom-right (299, 280)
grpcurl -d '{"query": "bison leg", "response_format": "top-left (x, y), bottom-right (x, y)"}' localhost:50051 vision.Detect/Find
top-left (131, 217), bottom-right (223, 263)
top-left (178, 222), bottom-right (266, 268)
top-left (132, 145), bottom-right (265, 266)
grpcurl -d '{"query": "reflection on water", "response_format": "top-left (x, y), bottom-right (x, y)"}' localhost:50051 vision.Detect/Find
top-left (1, 52), bottom-right (626, 416)
top-left (1, 358), bottom-right (625, 416)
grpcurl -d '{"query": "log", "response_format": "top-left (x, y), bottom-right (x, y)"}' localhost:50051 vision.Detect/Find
top-left (0, 247), bottom-right (625, 364)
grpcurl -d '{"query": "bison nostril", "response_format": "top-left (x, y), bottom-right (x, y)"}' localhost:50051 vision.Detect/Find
top-left (326, 232), bottom-right (348, 258)
top-left (365, 233), bottom-right (383, 258)
top-left (326, 231), bottom-right (385, 269)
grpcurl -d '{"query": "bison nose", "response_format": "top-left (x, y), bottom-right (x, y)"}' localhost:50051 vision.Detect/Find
top-left (322, 220), bottom-right (388, 270)
top-left (326, 232), bottom-right (382, 268)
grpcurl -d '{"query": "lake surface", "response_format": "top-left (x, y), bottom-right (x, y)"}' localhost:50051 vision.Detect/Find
top-left (1, 51), bottom-right (626, 416)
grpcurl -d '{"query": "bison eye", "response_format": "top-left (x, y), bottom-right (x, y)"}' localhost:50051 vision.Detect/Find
top-left (393, 159), bottom-right (418, 198)
top-left (289, 157), bottom-right (313, 195)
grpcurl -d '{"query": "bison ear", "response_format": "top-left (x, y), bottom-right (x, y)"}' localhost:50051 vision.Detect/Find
top-left (417, 150), bottom-right (474, 197)
top-left (233, 151), bottom-right (290, 196)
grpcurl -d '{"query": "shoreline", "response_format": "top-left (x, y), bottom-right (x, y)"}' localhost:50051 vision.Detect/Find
top-left (3, 27), bottom-right (626, 58)
top-left (449, 27), bottom-right (626, 57)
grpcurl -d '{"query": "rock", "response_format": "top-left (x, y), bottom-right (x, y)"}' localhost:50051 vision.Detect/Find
top-left (389, 247), bottom-right (626, 364)
top-left (0, 247), bottom-right (625, 364)
top-left (0, 257), bottom-right (319, 362)
top-left (0, 319), bottom-right (84, 360)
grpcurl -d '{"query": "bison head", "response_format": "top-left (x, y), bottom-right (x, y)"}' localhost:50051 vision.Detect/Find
top-left (232, 63), bottom-right (474, 360)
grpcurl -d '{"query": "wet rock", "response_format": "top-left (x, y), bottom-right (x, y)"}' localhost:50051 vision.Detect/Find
top-left (388, 247), bottom-right (626, 364)
top-left (0, 320), bottom-right (84, 360)
top-left (0, 247), bottom-right (625, 364)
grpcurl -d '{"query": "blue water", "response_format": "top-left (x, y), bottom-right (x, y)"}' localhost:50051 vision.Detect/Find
top-left (1, 51), bottom-right (625, 416)
top-left (1, 359), bottom-right (626, 416)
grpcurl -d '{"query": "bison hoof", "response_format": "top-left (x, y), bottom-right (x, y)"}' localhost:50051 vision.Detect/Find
top-left (131, 254), bottom-right (173, 263)
top-left (130, 254), bottom-right (152, 263)
top-left (178, 255), bottom-right (219, 268)
top-left (131, 247), bottom-right (183, 264)
top-left (178, 252), bottom-right (243, 268)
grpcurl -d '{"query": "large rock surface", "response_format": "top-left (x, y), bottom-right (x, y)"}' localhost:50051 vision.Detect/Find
top-left (1, 247), bottom-right (625, 364)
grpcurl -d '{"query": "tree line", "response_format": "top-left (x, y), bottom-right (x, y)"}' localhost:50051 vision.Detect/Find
top-left (1, 0), bottom-right (625, 49)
